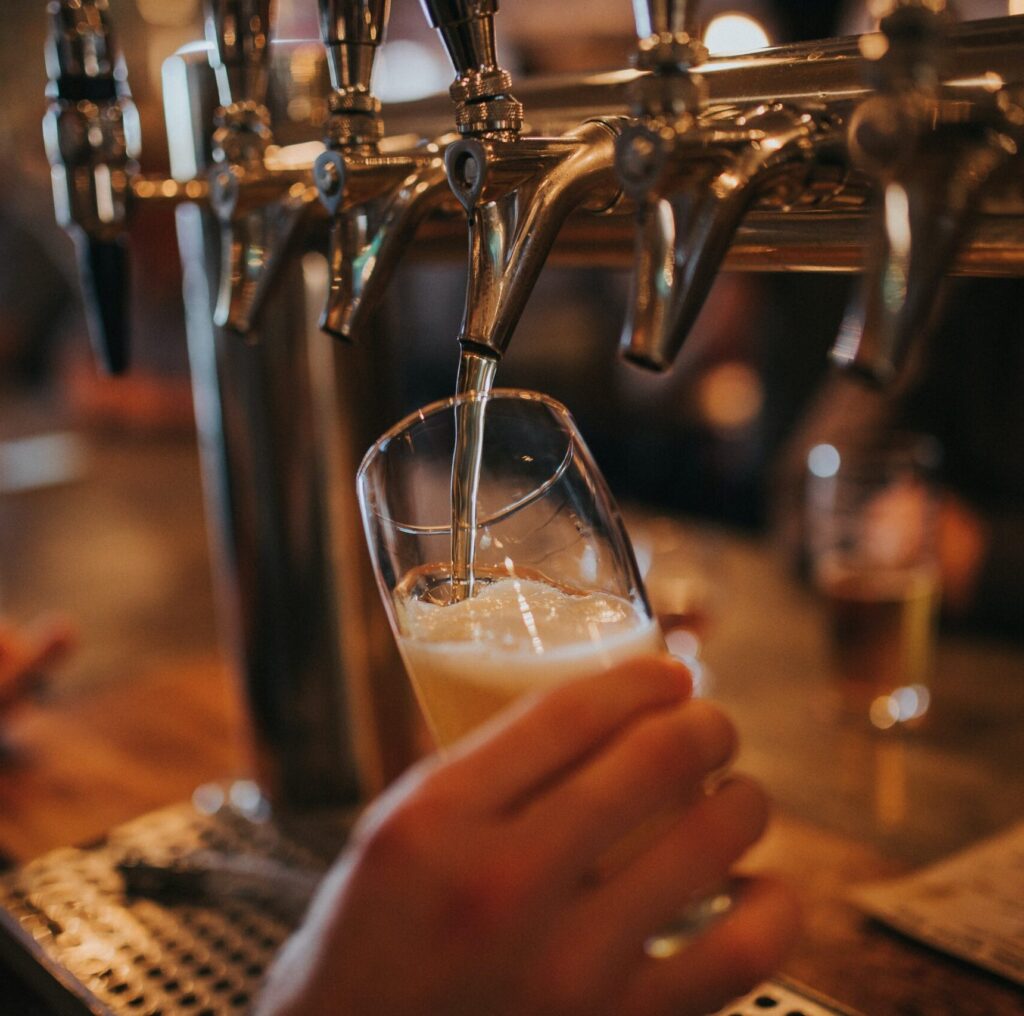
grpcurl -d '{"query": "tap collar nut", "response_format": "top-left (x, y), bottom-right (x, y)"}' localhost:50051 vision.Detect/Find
top-left (325, 112), bottom-right (385, 148)
top-left (449, 67), bottom-right (513, 103)
top-left (328, 89), bottom-right (382, 117)
top-left (455, 97), bottom-right (524, 136)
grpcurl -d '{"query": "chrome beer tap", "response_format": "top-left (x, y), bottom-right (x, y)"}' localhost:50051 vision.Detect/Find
top-left (421, 0), bottom-right (625, 364)
top-left (314, 0), bottom-right (456, 342)
top-left (614, 0), bottom-right (842, 372)
top-left (43, 0), bottom-right (141, 374)
top-left (205, 0), bottom-right (322, 334)
top-left (832, 0), bottom-right (1020, 384)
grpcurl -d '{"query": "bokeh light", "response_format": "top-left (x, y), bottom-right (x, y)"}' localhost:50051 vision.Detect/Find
top-left (704, 13), bottom-right (771, 56)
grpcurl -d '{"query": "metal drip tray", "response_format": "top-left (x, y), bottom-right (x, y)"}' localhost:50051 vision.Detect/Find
top-left (0, 798), bottom-right (859, 1016)
top-left (0, 797), bottom-right (353, 1016)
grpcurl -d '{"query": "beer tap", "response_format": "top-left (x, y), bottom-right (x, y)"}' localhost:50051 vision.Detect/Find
top-left (614, 0), bottom-right (840, 372)
top-left (421, 0), bottom-right (625, 364)
top-left (43, 0), bottom-right (141, 374)
top-left (205, 0), bottom-right (321, 334)
top-left (832, 0), bottom-right (1018, 385)
top-left (314, 0), bottom-right (456, 342)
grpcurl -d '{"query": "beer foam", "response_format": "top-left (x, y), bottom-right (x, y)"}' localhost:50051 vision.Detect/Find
top-left (402, 577), bottom-right (644, 652)
top-left (397, 577), bottom-right (663, 745)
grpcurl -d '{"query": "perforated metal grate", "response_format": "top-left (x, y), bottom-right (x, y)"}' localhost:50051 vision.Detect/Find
top-left (0, 799), bottom-right (858, 1016)
top-left (717, 978), bottom-right (863, 1016)
top-left (0, 798), bottom-right (350, 1016)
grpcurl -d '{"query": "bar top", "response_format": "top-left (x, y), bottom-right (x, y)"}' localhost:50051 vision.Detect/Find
top-left (0, 433), bottom-right (1021, 1014)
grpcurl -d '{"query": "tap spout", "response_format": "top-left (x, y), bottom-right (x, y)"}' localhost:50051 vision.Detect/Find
top-left (203, 0), bottom-right (303, 336)
top-left (317, 0), bottom-right (451, 343)
top-left (43, 0), bottom-right (140, 374)
top-left (619, 105), bottom-right (835, 371)
top-left (831, 0), bottom-right (1017, 384)
top-left (318, 145), bottom-right (454, 341)
top-left (832, 128), bottom-right (1013, 383)
top-left (445, 119), bottom-right (623, 358)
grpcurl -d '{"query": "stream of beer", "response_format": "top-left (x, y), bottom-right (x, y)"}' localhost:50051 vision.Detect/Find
top-left (449, 348), bottom-right (499, 602)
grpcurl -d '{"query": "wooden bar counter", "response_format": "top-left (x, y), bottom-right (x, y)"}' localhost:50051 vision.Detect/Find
top-left (0, 432), bottom-right (1021, 1014)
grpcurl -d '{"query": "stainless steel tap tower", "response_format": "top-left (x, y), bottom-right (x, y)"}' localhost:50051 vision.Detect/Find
top-left (45, 0), bottom-right (1024, 810)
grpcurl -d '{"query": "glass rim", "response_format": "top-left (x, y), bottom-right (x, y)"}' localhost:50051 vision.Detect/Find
top-left (357, 388), bottom-right (579, 536)
top-left (357, 387), bottom-right (574, 477)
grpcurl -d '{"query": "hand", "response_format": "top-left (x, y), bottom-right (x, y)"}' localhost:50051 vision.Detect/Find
top-left (0, 615), bottom-right (76, 718)
top-left (256, 657), bottom-right (799, 1016)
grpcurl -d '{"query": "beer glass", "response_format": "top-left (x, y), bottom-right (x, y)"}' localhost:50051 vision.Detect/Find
top-left (805, 437), bottom-right (941, 728)
top-left (357, 389), bottom-right (663, 748)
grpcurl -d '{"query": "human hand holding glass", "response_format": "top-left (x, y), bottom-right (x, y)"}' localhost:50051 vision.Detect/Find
top-left (254, 391), bottom-right (799, 1015)
top-left (256, 659), bottom-right (799, 1016)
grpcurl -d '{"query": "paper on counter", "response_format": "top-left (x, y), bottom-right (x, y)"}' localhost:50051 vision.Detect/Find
top-left (851, 820), bottom-right (1024, 986)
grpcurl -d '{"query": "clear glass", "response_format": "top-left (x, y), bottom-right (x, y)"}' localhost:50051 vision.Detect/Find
top-left (805, 436), bottom-right (941, 729)
top-left (357, 388), bottom-right (664, 748)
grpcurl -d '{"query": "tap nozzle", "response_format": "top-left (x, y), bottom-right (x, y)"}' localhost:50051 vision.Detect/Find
top-left (43, 0), bottom-right (140, 374)
top-left (443, 120), bottom-right (624, 360)
top-left (618, 0), bottom-right (838, 374)
top-left (204, 0), bottom-right (311, 335)
top-left (617, 105), bottom-right (828, 373)
top-left (419, 0), bottom-right (522, 136)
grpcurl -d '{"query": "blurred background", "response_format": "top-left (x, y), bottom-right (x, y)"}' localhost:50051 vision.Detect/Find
top-left (0, 0), bottom-right (1020, 702)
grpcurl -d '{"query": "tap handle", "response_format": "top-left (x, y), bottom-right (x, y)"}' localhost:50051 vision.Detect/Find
top-left (204, 0), bottom-right (276, 108)
top-left (419, 0), bottom-right (498, 78)
top-left (45, 0), bottom-right (123, 101)
top-left (419, 0), bottom-right (521, 134)
top-left (44, 0), bottom-right (139, 374)
top-left (319, 0), bottom-right (389, 98)
top-left (632, 0), bottom-right (701, 42)
top-left (630, 0), bottom-right (705, 72)
top-left (75, 234), bottom-right (131, 375)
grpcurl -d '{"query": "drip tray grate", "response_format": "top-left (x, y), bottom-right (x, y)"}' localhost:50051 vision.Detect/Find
top-left (0, 798), bottom-right (859, 1016)
top-left (0, 797), bottom-right (353, 1016)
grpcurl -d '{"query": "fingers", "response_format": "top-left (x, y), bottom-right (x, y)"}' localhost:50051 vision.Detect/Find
top-left (577, 776), bottom-right (770, 955)
top-left (0, 615), bottom-right (77, 713)
top-left (618, 876), bottom-right (802, 1016)
top-left (437, 655), bottom-right (692, 812)
top-left (519, 699), bottom-right (737, 877)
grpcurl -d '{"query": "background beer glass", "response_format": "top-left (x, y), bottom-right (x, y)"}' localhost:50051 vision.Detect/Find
top-left (357, 388), bottom-right (663, 748)
top-left (805, 438), bottom-right (941, 729)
